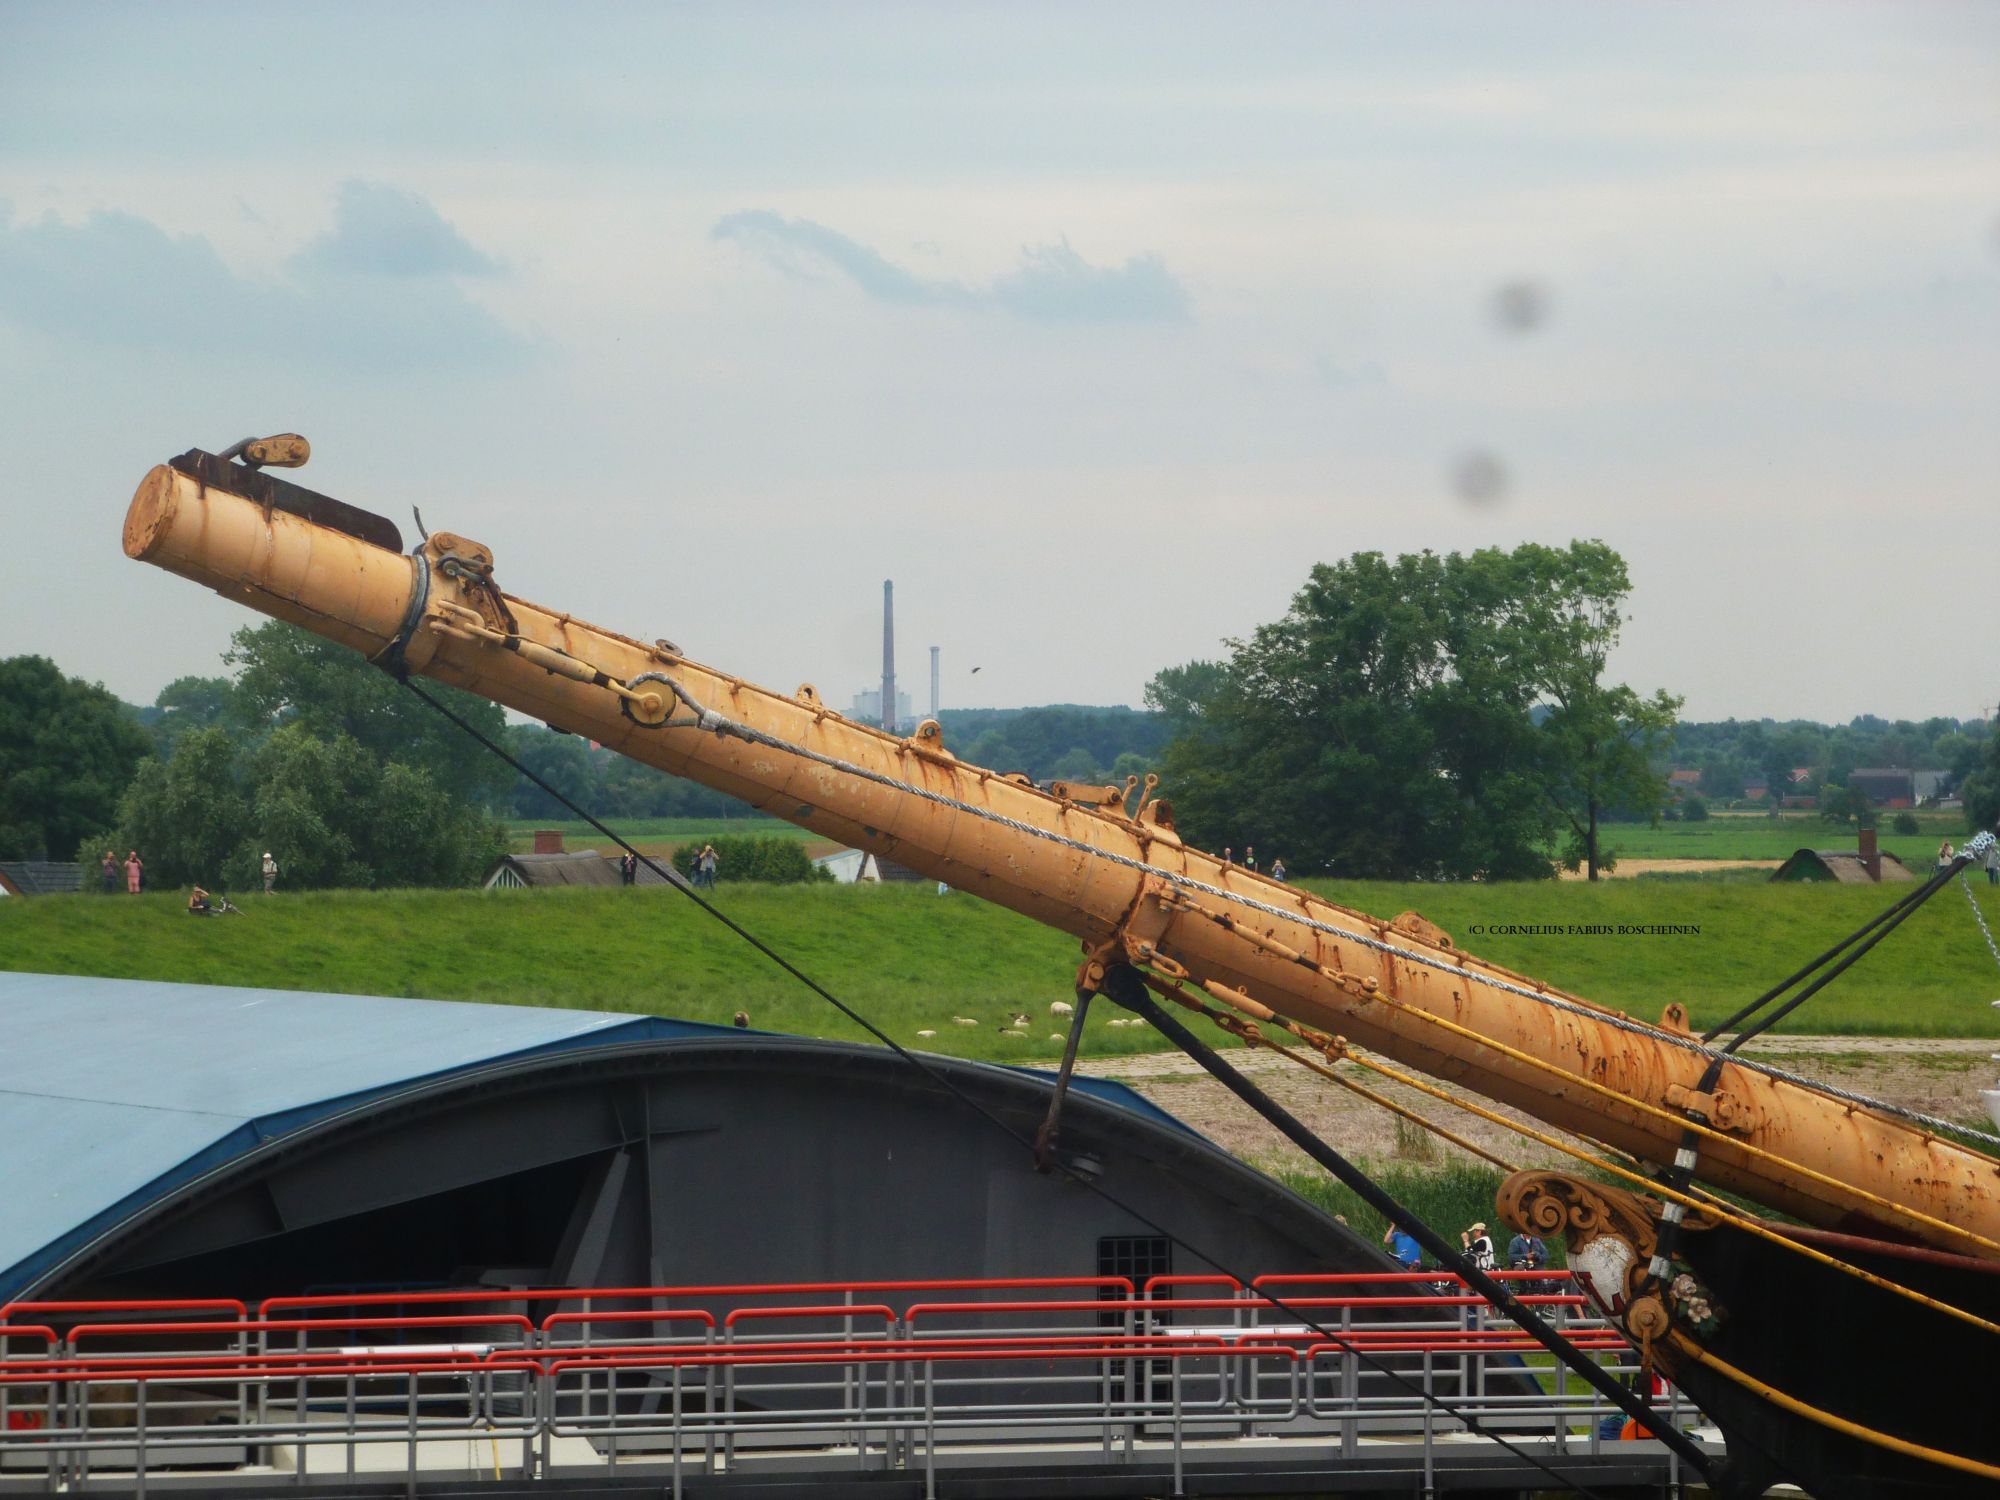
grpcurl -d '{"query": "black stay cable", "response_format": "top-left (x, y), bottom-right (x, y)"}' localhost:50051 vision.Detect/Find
top-left (1103, 969), bottom-right (1717, 1477)
top-left (1704, 856), bottom-right (1968, 1048)
top-left (404, 679), bottom-right (1700, 1496)
top-left (1699, 869), bottom-right (1949, 1042)
top-left (1721, 860), bottom-right (1971, 1055)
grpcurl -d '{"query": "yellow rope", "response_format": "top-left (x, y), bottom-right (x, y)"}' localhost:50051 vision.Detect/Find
top-left (1134, 946), bottom-right (2000, 1478)
top-left (1135, 968), bottom-right (2000, 1342)
top-left (1158, 897), bottom-right (2000, 1260)
top-left (1668, 1331), bottom-right (2000, 1483)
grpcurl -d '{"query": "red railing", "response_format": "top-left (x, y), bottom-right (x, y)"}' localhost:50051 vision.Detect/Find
top-left (0, 1271), bottom-right (1597, 1384)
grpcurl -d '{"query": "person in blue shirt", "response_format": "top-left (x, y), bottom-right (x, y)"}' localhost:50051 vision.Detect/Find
top-left (1382, 1221), bottom-right (1423, 1269)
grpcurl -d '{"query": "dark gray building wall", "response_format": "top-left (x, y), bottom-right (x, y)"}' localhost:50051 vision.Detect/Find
top-left (46, 1039), bottom-right (1385, 1302)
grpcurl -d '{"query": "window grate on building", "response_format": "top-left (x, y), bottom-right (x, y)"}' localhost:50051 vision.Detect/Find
top-left (1098, 1234), bottom-right (1171, 1295)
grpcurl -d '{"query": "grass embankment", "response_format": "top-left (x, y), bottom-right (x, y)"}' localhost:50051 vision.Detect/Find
top-left (1305, 876), bottom-right (2000, 1036)
top-left (1596, 809), bottom-right (1967, 867)
top-left (5, 877), bottom-right (2000, 1050)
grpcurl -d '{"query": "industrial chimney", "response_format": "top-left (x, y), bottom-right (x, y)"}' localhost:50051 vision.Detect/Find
top-left (930, 646), bottom-right (940, 719)
top-left (881, 580), bottom-right (896, 732)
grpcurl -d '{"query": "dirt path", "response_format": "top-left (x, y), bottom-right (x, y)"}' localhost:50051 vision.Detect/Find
top-left (1556, 858), bottom-right (1779, 880)
top-left (1079, 1037), bottom-right (1996, 1173)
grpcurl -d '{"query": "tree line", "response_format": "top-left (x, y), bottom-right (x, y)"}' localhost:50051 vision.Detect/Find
top-left (6, 540), bottom-right (1998, 888)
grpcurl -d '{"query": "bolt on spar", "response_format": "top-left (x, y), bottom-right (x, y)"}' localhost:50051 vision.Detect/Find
top-left (122, 441), bottom-right (2000, 1496)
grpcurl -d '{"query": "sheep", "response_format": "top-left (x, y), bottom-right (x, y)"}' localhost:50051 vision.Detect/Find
top-left (916, 1029), bottom-right (937, 1038)
top-left (952, 1016), bottom-right (979, 1027)
top-left (1049, 1033), bottom-right (1067, 1042)
top-left (1008, 1011), bottom-right (1031, 1026)
top-left (1050, 1000), bottom-right (1075, 1017)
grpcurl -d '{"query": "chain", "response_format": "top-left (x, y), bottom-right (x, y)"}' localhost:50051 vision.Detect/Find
top-left (1963, 875), bottom-right (2000, 976)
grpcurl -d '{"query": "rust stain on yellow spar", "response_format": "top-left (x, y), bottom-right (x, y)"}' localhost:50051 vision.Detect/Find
top-left (124, 456), bottom-right (2000, 1255)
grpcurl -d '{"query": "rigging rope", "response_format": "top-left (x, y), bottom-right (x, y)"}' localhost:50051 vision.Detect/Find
top-left (1668, 1331), bottom-right (2000, 1484)
top-left (644, 676), bottom-right (2000, 1154)
top-left (1157, 888), bottom-right (2000, 1259)
top-left (398, 679), bottom-right (1675, 1500)
top-left (1145, 970), bottom-right (2000, 1339)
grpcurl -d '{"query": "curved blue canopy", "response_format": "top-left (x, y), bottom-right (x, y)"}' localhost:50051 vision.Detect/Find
top-left (0, 972), bottom-right (1183, 1300)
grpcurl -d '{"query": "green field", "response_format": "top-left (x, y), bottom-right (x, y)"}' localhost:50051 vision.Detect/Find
top-left (506, 809), bottom-right (1981, 869)
top-left (505, 817), bottom-right (821, 856)
top-left (1594, 809), bottom-right (1969, 867)
top-left (5, 875), bottom-right (2000, 1053)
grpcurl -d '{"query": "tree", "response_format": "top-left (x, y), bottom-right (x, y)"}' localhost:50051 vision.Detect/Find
top-left (1819, 783), bottom-right (1872, 827)
top-left (1964, 734), bottom-right (2000, 835)
top-left (504, 725), bottom-right (597, 820)
top-left (114, 721), bottom-right (505, 891)
top-left (150, 675), bottom-right (245, 753)
top-left (225, 622), bottom-right (513, 807)
top-left (0, 656), bottom-right (153, 860)
top-left (113, 726), bottom-right (249, 885)
top-left (1144, 542), bottom-right (1679, 880)
top-left (1048, 747), bottom-right (1107, 784)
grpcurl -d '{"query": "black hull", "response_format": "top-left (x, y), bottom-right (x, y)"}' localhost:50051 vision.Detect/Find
top-left (1673, 1219), bottom-right (2000, 1498)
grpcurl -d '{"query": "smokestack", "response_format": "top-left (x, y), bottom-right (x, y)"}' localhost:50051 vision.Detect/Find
top-left (1859, 826), bottom-right (1880, 882)
top-left (930, 646), bottom-right (940, 718)
top-left (881, 580), bottom-right (896, 732)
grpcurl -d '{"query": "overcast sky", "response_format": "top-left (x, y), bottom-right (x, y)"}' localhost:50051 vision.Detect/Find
top-left (2, 1), bottom-right (1995, 724)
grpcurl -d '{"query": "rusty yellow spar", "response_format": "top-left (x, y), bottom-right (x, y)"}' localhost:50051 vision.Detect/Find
top-left (123, 452), bottom-right (2000, 1258)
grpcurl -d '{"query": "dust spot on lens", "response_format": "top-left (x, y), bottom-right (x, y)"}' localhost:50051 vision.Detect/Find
top-left (1491, 279), bottom-right (1550, 334)
top-left (1451, 450), bottom-right (1509, 505)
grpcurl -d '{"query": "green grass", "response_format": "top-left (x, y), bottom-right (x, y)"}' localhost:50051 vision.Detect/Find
top-left (1593, 809), bottom-right (1968, 867)
top-left (1272, 1162), bottom-right (1571, 1266)
top-left (0, 884), bottom-right (1166, 1064)
top-left (1301, 876), bottom-right (2000, 1036)
top-left (6, 877), bottom-right (2000, 1059)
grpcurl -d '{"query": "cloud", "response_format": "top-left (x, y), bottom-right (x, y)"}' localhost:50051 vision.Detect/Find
top-left (711, 210), bottom-right (1189, 323)
top-left (709, 210), bottom-right (973, 308)
top-left (0, 188), bottom-right (525, 371)
top-left (990, 241), bottom-right (1189, 323)
top-left (290, 180), bottom-right (501, 278)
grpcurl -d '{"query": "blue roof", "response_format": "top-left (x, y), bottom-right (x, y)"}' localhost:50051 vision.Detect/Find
top-left (0, 973), bottom-right (1190, 1301)
top-left (0, 973), bottom-right (730, 1301)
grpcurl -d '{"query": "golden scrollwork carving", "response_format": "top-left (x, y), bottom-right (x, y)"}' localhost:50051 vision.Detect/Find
top-left (1498, 1169), bottom-right (1718, 1257)
top-left (1499, 1170), bottom-right (1659, 1258)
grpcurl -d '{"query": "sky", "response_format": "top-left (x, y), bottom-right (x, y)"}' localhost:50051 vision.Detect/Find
top-left (1, 1), bottom-right (1995, 724)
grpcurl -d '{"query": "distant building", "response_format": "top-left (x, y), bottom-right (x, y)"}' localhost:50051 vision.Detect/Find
top-left (1741, 778), bottom-right (1771, 802)
top-left (1780, 767), bottom-right (1816, 810)
top-left (1912, 770), bottom-right (1952, 805)
top-left (815, 849), bottom-right (880, 883)
top-left (0, 862), bottom-right (83, 897)
top-left (1666, 769), bottom-right (1701, 790)
top-left (1847, 768), bottom-right (1915, 810)
top-left (482, 832), bottom-right (689, 891)
top-left (1770, 829), bottom-right (1912, 884)
top-left (849, 687), bottom-right (913, 729)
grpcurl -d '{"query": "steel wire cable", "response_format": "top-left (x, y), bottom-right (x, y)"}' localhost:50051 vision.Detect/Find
top-left (1963, 875), bottom-right (2000, 977)
top-left (402, 678), bottom-right (1695, 1499)
top-left (648, 679), bottom-right (2000, 1154)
